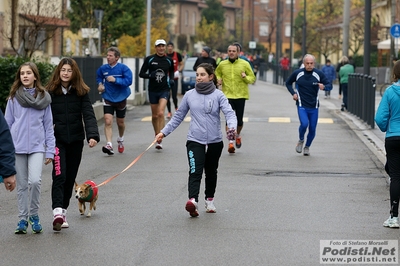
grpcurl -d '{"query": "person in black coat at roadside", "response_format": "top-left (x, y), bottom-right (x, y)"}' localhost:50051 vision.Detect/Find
top-left (193, 46), bottom-right (217, 71)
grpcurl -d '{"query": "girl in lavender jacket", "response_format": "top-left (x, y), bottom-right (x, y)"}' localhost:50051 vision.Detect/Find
top-left (5, 62), bottom-right (55, 234)
top-left (156, 63), bottom-right (237, 217)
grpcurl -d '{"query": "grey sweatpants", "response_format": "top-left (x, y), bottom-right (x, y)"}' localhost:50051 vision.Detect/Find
top-left (15, 153), bottom-right (44, 220)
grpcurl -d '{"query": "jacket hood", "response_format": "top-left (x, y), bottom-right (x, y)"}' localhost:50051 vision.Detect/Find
top-left (392, 83), bottom-right (400, 96)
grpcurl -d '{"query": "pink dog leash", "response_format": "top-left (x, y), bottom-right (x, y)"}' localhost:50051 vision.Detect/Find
top-left (95, 139), bottom-right (156, 188)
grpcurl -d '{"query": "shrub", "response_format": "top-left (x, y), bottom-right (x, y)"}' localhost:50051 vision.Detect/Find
top-left (0, 56), bottom-right (55, 112)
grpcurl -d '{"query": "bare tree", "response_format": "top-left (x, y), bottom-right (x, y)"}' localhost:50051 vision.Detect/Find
top-left (265, 11), bottom-right (276, 53)
top-left (1, 0), bottom-right (65, 58)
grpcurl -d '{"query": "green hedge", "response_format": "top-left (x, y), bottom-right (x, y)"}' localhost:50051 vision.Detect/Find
top-left (0, 56), bottom-right (55, 112)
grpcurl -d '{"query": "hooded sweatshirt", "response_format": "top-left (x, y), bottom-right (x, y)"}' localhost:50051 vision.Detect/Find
top-left (5, 88), bottom-right (55, 159)
top-left (161, 82), bottom-right (237, 144)
top-left (375, 81), bottom-right (400, 138)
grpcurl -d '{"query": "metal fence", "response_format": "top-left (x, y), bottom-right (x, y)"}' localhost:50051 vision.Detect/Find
top-left (258, 63), bottom-right (296, 85)
top-left (348, 73), bottom-right (376, 128)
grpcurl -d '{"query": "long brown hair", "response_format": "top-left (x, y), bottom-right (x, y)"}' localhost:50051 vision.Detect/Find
top-left (9, 62), bottom-right (45, 99)
top-left (46, 58), bottom-right (90, 96)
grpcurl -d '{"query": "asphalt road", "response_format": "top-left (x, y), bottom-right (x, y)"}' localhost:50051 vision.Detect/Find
top-left (0, 77), bottom-right (394, 266)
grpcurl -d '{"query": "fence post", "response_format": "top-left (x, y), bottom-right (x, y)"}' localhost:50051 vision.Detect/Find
top-left (368, 77), bottom-right (376, 128)
top-left (357, 73), bottom-right (363, 117)
top-left (348, 73), bottom-right (353, 112)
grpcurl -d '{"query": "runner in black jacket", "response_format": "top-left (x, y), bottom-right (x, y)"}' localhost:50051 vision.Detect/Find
top-left (139, 39), bottom-right (174, 149)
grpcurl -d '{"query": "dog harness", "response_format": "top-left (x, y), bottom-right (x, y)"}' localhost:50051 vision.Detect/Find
top-left (78, 180), bottom-right (98, 203)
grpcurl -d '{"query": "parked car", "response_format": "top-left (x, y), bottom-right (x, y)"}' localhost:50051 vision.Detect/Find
top-left (181, 57), bottom-right (197, 94)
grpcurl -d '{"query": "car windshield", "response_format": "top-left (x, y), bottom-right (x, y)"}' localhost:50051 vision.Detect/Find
top-left (183, 58), bottom-right (197, 71)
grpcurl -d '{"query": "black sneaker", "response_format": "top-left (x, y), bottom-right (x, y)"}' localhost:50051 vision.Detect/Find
top-left (102, 144), bottom-right (114, 155)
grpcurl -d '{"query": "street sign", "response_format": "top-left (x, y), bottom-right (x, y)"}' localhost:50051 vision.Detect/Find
top-left (249, 41), bottom-right (256, 49)
top-left (390, 24), bottom-right (400, 38)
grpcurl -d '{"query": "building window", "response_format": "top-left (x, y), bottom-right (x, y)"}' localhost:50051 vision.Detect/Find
top-left (286, 0), bottom-right (294, 10)
top-left (260, 0), bottom-right (269, 3)
top-left (36, 29), bottom-right (46, 51)
top-left (259, 23), bottom-right (269, 37)
top-left (285, 23), bottom-right (291, 37)
top-left (66, 38), bottom-right (71, 53)
top-left (185, 11), bottom-right (188, 26)
top-left (226, 16), bottom-right (230, 29)
top-left (75, 40), bottom-right (80, 55)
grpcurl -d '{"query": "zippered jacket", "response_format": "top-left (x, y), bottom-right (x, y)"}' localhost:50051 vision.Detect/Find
top-left (96, 62), bottom-right (132, 103)
top-left (285, 68), bottom-right (329, 108)
top-left (375, 82), bottom-right (400, 138)
top-left (5, 97), bottom-right (55, 159)
top-left (215, 58), bottom-right (255, 100)
top-left (50, 89), bottom-right (100, 144)
top-left (161, 88), bottom-right (237, 144)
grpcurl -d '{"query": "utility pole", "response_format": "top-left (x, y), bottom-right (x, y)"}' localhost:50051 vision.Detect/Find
top-left (94, 9), bottom-right (104, 56)
top-left (391, 0), bottom-right (397, 64)
top-left (241, 0), bottom-right (244, 45)
top-left (290, 0), bottom-right (293, 66)
top-left (301, 0), bottom-right (306, 56)
top-left (146, 0), bottom-right (151, 56)
top-left (342, 0), bottom-right (350, 56)
top-left (275, 0), bottom-right (281, 84)
top-left (363, 0), bottom-right (371, 75)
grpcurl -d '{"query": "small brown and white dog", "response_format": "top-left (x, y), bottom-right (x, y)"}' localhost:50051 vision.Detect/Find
top-left (74, 180), bottom-right (98, 217)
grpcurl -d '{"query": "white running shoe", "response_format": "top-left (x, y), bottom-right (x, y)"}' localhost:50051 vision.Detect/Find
top-left (296, 140), bottom-right (304, 153)
top-left (303, 146), bottom-right (310, 156)
top-left (53, 207), bottom-right (63, 231)
top-left (383, 216), bottom-right (399, 228)
top-left (62, 209), bottom-right (69, 228)
top-left (185, 198), bottom-right (199, 217)
top-left (155, 143), bottom-right (163, 150)
top-left (155, 140), bottom-right (163, 150)
top-left (205, 198), bottom-right (216, 213)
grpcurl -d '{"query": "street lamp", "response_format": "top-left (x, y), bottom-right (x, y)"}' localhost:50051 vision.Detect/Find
top-left (94, 9), bottom-right (104, 56)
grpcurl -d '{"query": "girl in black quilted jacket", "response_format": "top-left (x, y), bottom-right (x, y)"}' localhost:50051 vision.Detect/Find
top-left (46, 58), bottom-right (100, 231)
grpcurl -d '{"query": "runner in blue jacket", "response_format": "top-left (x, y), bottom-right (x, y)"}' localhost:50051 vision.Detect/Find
top-left (96, 47), bottom-right (132, 155)
top-left (285, 54), bottom-right (329, 156)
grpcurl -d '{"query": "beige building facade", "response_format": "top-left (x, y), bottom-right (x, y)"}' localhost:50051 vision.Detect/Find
top-left (0, 0), bottom-right (69, 58)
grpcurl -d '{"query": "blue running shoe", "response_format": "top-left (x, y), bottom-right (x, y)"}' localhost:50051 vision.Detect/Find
top-left (29, 215), bottom-right (43, 233)
top-left (15, 219), bottom-right (28, 234)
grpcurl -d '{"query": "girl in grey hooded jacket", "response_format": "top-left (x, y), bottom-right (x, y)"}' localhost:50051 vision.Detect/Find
top-left (156, 63), bottom-right (237, 217)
